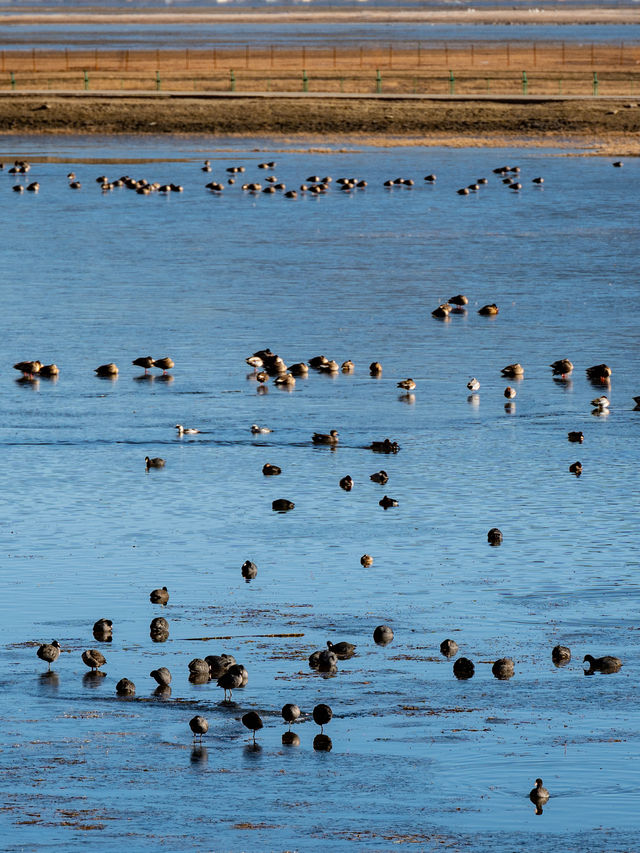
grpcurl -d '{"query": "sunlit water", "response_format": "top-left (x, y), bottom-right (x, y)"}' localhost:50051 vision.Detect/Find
top-left (0, 136), bottom-right (639, 851)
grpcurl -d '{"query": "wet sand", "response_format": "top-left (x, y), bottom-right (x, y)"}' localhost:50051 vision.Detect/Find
top-left (1, 92), bottom-right (639, 153)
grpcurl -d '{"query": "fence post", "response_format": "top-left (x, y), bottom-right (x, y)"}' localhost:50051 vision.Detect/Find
top-left (593, 71), bottom-right (598, 96)
top-left (376, 69), bottom-right (382, 93)
top-left (10, 71), bottom-right (16, 90)
top-left (230, 69), bottom-right (235, 91)
top-left (83, 70), bottom-right (89, 90)
top-left (522, 70), bottom-right (528, 95)
top-left (448, 70), bottom-right (455, 95)
top-left (302, 69), bottom-right (308, 92)
top-left (156, 70), bottom-right (161, 91)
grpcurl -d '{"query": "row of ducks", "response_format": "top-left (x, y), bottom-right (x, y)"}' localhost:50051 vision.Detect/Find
top-left (12, 357), bottom-right (175, 379)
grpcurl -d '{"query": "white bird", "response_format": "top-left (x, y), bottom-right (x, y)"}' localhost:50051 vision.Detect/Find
top-left (175, 424), bottom-right (200, 435)
top-left (251, 424), bottom-right (272, 434)
top-left (467, 377), bottom-right (480, 391)
top-left (591, 396), bottom-right (610, 409)
top-left (246, 356), bottom-right (263, 369)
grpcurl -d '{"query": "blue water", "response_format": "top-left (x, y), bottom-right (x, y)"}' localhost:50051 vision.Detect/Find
top-left (0, 135), bottom-right (639, 850)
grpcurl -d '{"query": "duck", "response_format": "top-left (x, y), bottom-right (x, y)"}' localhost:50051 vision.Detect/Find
top-left (591, 395), bottom-right (610, 409)
top-left (189, 715), bottom-right (209, 740)
top-left (583, 654), bottom-right (622, 673)
top-left (467, 378), bottom-right (480, 392)
top-left (116, 678), bottom-right (135, 696)
top-left (241, 560), bottom-right (258, 580)
top-left (568, 431), bottom-right (584, 443)
top-left (327, 640), bottom-right (356, 659)
top-left (397, 378), bottom-right (416, 391)
top-left (145, 456), bottom-right (165, 470)
top-left (431, 304), bottom-right (451, 319)
top-left (501, 363), bottom-right (524, 378)
top-left (176, 424), bottom-right (200, 435)
top-left (504, 386), bottom-right (516, 399)
top-left (529, 779), bottom-right (550, 809)
top-left (449, 294), bottom-right (468, 307)
top-left (251, 424), bottom-right (271, 434)
top-left (262, 463), bottom-right (281, 476)
top-left (188, 658), bottom-right (210, 677)
top-left (255, 371), bottom-right (269, 383)
top-left (272, 498), bottom-right (294, 512)
top-left (94, 363), bottom-right (118, 377)
top-left (309, 355), bottom-right (329, 369)
top-left (317, 649), bottom-right (338, 672)
top-left (550, 358), bottom-right (573, 376)
top-left (242, 711), bottom-right (264, 745)
top-left (341, 360), bottom-right (355, 373)
top-left (369, 439), bottom-right (400, 453)
top-left (37, 640), bottom-right (61, 670)
top-left (369, 361), bottom-right (383, 376)
top-left (487, 528), bottom-right (503, 545)
top-left (149, 586), bottom-right (169, 604)
top-left (150, 667), bottom-right (171, 686)
top-left (81, 649), bottom-right (106, 671)
top-left (379, 495), bottom-right (399, 509)
top-left (246, 356), bottom-right (263, 369)
top-left (492, 657), bottom-right (515, 679)
top-left (153, 357), bottom-right (174, 374)
top-left (569, 461), bottom-right (582, 476)
top-left (14, 360), bottom-right (42, 378)
top-left (217, 669), bottom-right (244, 701)
top-left (552, 645), bottom-right (571, 665)
top-left (281, 703), bottom-right (301, 730)
top-left (132, 356), bottom-right (154, 374)
top-left (339, 475), bottom-right (353, 491)
top-left (319, 360), bottom-right (340, 373)
top-left (440, 639), bottom-right (459, 658)
top-left (312, 430), bottom-right (339, 445)
top-left (93, 618), bottom-right (113, 642)
top-left (586, 364), bottom-right (612, 382)
top-left (478, 304), bottom-right (499, 316)
top-left (360, 554), bottom-right (373, 568)
top-left (274, 373), bottom-right (295, 387)
top-left (312, 703), bottom-right (332, 733)
top-left (373, 625), bottom-right (394, 645)
top-left (289, 362), bottom-right (309, 376)
top-left (370, 470), bottom-right (389, 484)
top-left (39, 364), bottom-right (59, 377)
top-left (150, 616), bottom-right (169, 637)
top-left (453, 657), bottom-right (475, 679)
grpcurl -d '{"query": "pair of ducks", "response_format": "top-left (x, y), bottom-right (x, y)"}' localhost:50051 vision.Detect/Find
top-left (14, 360), bottom-right (58, 378)
top-left (132, 356), bottom-right (174, 375)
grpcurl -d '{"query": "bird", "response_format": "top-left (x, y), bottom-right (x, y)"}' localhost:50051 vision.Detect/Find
top-left (467, 378), bottom-right (480, 392)
top-left (132, 356), bottom-right (154, 374)
top-left (633, 396), bottom-right (640, 408)
top-left (339, 475), bottom-right (353, 491)
top-left (341, 360), bottom-right (355, 372)
top-left (591, 396), bottom-right (610, 409)
top-left (150, 667), bottom-right (171, 686)
top-left (552, 645), bottom-right (571, 665)
top-left (550, 358), bottom-right (573, 376)
top-left (501, 363), bottom-right (524, 378)
top-left (262, 463), bottom-right (281, 476)
top-left (583, 654), bottom-right (622, 673)
top-left (272, 498), bottom-right (294, 512)
top-left (281, 703), bottom-right (301, 730)
top-left (255, 371), bottom-right (269, 383)
top-left (312, 703), bottom-right (333, 733)
top-left (504, 386), bottom-right (516, 399)
top-left (369, 439), bottom-right (400, 454)
top-left (242, 711), bottom-right (264, 745)
top-left (205, 654), bottom-right (235, 678)
top-left (449, 294), bottom-right (468, 308)
top-left (487, 528), bottom-right (503, 545)
top-left (568, 431), bottom-right (584, 443)
top-left (424, 173), bottom-right (436, 182)
top-left (431, 304), bottom-right (451, 319)
top-left (379, 495), bottom-right (398, 509)
top-left (532, 176), bottom-right (544, 184)
top-left (149, 586), bottom-right (169, 604)
top-left (175, 424), bottom-right (200, 435)
top-left (241, 560), bottom-right (258, 580)
top-left (289, 362), bottom-right (309, 376)
top-left (188, 659), bottom-right (210, 677)
top-left (569, 461), bottom-right (582, 476)
top-left (251, 424), bottom-right (271, 434)
top-left (14, 360), bottom-right (42, 378)
top-left (529, 779), bottom-right (550, 812)
top-left (152, 357), bottom-right (174, 374)
top-left (217, 669), bottom-right (243, 701)
top-left (39, 364), bottom-right (59, 377)
top-left (397, 378), bottom-right (416, 391)
top-left (94, 363), bottom-right (118, 377)
top-left (312, 430), bottom-right (339, 445)
top-left (37, 640), bottom-right (61, 670)
top-left (246, 356), bottom-right (263, 369)
top-left (145, 456), bottom-right (165, 470)
top-left (492, 657), bottom-right (515, 679)
top-left (189, 715), bottom-right (208, 741)
top-left (453, 657), bottom-right (475, 679)
top-left (586, 364), bottom-right (612, 382)
top-left (612, 161), bottom-right (623, 167)
top-left (370, 470), bottom-right (389, 484)
top-left (360, 554), bottom-right (373, 568)
top-left (116, 678), bottom-right (135, 696)
top-left (93, 619), bottom-right (113, 642)
top-left (478, 304), bottom-right (499, 315)
top-left (150, 617), bottom-right (169, 641)
top-left (317, 649), bottom-right (338, 672)
top-left (274, 373), bottom-right (295, 387)
top-left (82, 649), bottom-right (106, 671)
top-left (327, 640), bottom-right (356, 659)
top-left (369, 362), bottom-right (383, 376)
top-left (440, 639), bottom-right (459, 658)
top-left (373, 625), bottom-right (394, 645)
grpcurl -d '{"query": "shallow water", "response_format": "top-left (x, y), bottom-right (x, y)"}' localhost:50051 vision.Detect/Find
top-left (0, 136), bottom-right (639, 850)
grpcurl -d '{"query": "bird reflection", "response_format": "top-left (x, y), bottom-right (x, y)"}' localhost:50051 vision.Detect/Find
top-left (153, 685), bottom-right (172, 698)
top-left (190, 746), bottom-right (208, 765)
top-left (553, 377), bottom-right (573, 390)
top-left (133, 374), bottom-right (154, 383)
top-left (83, 670), bottom-right (106, 688)
top-left (313, 734), bottom-right (333, 752)
top-left (591, 407), bottom-right (609, 418)
top-left (15, 376), bottom-right (39, 389)
top-left (257, 385), bottom-right (269, 395)
top-left (398, 393), bottom-right (415, 405)
top-left (534, 804), bottom-right (544, 815)
top-left (282, 731), bottom-right (301, 747)
top-left (504, 402), bottom-right (516, 414)
top-left (39, 671), bottom-right (60, 690)
top-left (467, 393), bottom-right (480, 407)
top-left (244, 742), bottom-right (263, 757)
top-left (156, 374), bottom-right (174, 384)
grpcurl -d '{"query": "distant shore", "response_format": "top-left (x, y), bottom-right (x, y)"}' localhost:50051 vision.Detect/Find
top-left (1, 92), bottom-right (639, 154)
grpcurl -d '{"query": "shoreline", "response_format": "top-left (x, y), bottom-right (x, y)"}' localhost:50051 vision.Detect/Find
top-left (1, 92), bottom-right (639, 153)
